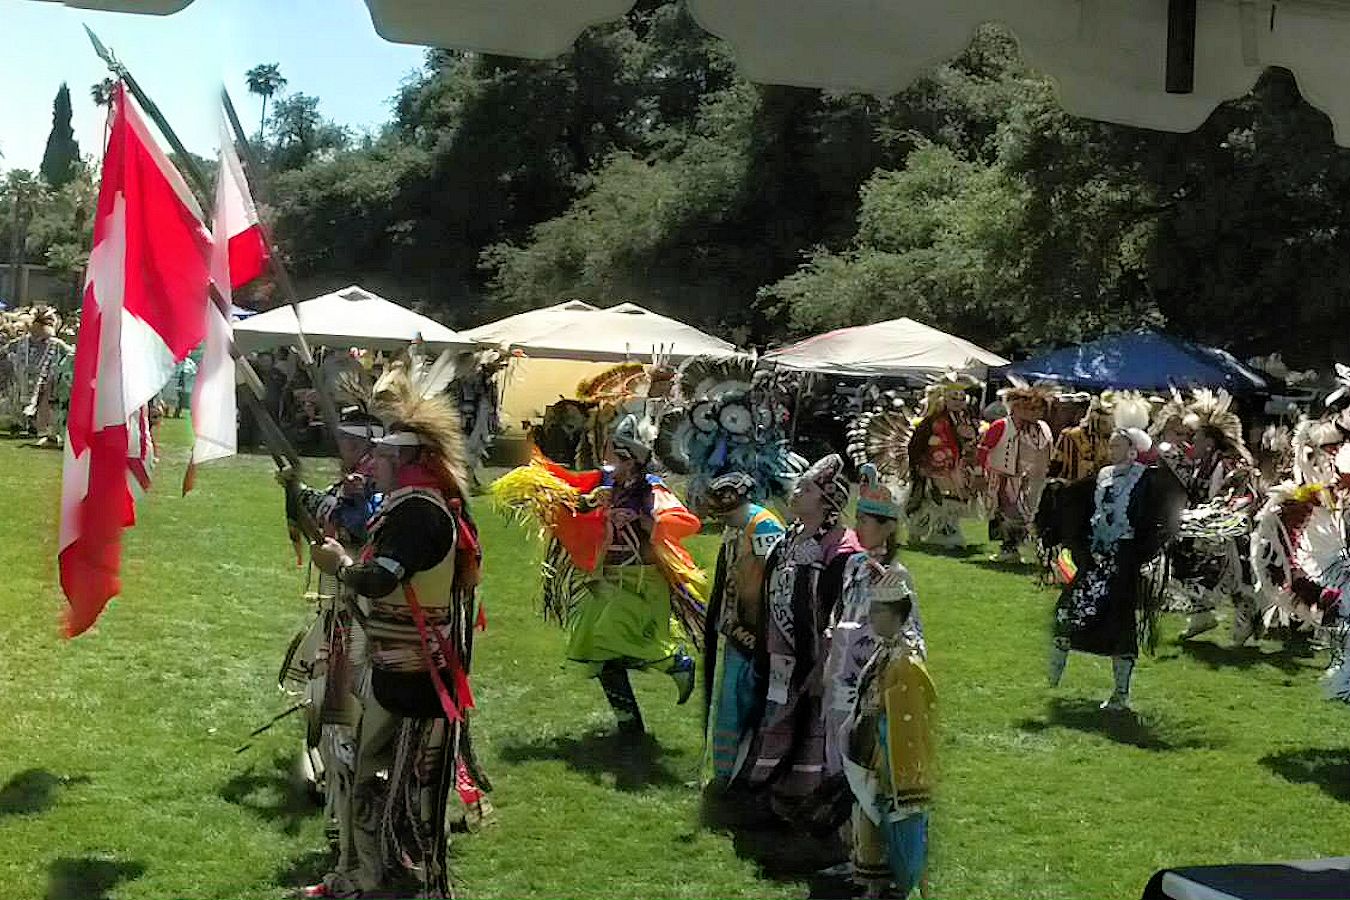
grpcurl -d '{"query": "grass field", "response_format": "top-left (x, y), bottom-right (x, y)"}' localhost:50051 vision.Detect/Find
top-left (2, 419), bottom-right (1348, 899)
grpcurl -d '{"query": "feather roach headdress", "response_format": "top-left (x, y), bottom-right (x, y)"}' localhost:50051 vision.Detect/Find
top-left (373, 354), bottom-right (471, 496)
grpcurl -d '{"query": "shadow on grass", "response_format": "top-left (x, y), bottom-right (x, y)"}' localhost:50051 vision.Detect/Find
top-left (908, 542), bottom-right (985, 560)
top-left (1017, 697), bottom-right (1216, 751)
top-left (1260, 747), bottom-right (1350, 802)
top-left (45, 855), bottom-right (146, 900)
top-left (699, 788), bottom-right (847, 889)
top-left (1173, 639), bottom-right (1321, 675)
top-left (274, 849), bottom-right (333, 894)
top-left (0, 769), bottom-right (91, 817)
top-left (498, 729), bottom-right (688, 792)
top-left (967, 558), bottom-right (1041, 576)
top-left (219, 751), bottom-right (320, 836)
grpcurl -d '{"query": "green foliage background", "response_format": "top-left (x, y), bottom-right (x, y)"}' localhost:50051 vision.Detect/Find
top-left (8, 3), bottom-right (1350, 362)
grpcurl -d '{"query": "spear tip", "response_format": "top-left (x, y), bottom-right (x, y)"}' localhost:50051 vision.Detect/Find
top-left (83, 24), bottom-right (114, 67)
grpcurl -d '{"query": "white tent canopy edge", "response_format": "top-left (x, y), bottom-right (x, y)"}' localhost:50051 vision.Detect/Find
top-left (762, 316), bottom-right (1009, 378)
top-left (233, 284), bottom-right (473, 353)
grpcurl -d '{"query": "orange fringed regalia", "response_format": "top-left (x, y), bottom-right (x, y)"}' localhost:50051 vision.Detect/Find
top-left (490, 452), bottom-right (708, 643)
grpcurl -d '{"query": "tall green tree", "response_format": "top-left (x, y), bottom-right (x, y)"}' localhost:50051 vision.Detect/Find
top-left (267, 93), bottom-right (349, 172)
top-left (245, 63), bottom-right (287, 139)
top-left (39, 84), bottom-right (80, 189)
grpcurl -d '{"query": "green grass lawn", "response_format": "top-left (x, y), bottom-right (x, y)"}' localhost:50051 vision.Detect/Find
top-left (1, 418), bottom-right (1348, 899)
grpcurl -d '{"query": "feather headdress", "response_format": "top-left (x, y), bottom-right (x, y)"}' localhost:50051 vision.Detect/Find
top-left (1148, 388), bottom-right (1190, 440)
top-left (577, 362), bottom-right (649, 404)
top-left (846, 402), bottom-right (912, 483)
top-left (998, 375), bottom-right (1058, 404)
top-left (1183, 388), bottom-right (1251, 462)
top-left (373, 355), bottom-right (471, 496)
top-left (676, 354), bottom-right (757, 402)
top-left (919, 371), bottom-right (978, 418)
top-left (1111, 391), bottom-right (1152, 432)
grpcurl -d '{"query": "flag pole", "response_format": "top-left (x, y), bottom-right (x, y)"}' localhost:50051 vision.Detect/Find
top-left (83, 26), bottom-right (322, 540)
top-left (219, 87), bottom-right (344, 450)
top-left (84, 25), bottom-right (211, 201)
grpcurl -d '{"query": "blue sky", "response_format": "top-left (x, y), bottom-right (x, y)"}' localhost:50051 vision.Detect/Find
top-left (0, 0), bottom-right (427, 173)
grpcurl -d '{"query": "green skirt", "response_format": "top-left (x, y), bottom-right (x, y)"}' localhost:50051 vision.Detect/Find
top-left (566, 565), bottom-right (676, 671)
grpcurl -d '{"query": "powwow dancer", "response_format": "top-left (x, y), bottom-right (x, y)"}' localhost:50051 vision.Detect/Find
top-left (303, 370), bottom-right (483, 900)
top-left (1252, 367), bottom-right (1350, 655)
top-left (1149, 390), bottom-right (1196, 479)
top-left (739, 453), bottom-right (861, 820)
top-left (492, 415), bottom-right (705, 736)
top-left (702, 472), bottom-right (785, 784)
top-left (656, 353), bottom-right (804, 515)
top-left (1051, 391), bottom-right (1150, 483)
top-left (979, 380), bottom-right (1054, 562)
top-left (841, 581), bottom-right (935, 900)
top-left (824, 464), bottom-right (925, 780)
top-left (281, 404), bottom-right (385, 847)
top-left (906, 374), bottom-right (979, 548)
top-left (1169, 390), bottom-right (1260, 643)
top-left (4, 307), bottom-right (73, 444)
top-left (1048, 428), bottom-right (1183, 711)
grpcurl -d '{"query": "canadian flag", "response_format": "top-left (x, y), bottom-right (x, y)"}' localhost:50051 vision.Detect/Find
top-left (59, 84), bottom-right (212, 637)
top-left (184, 113), bottom-right (269, 490)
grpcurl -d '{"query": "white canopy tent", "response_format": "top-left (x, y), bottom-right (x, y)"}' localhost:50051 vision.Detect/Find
top-left (762, 317), bottom-right (1008, 378)
top-left (49, 0), bottom-right (1350, 147)
top-left (459, 299), bottom-right (600, 348)
top-left (463, 300), bottom-right (737, 437)
top-left (463, 300), bottom-right (738, 362)
top-left (233, 285), bottom-right (473, 353)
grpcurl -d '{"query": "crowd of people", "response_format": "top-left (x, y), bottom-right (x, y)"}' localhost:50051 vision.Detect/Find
top-left (263, 345), bottom-right (1350, 899)
top-left (42, 322), bottom-right (1318, 899)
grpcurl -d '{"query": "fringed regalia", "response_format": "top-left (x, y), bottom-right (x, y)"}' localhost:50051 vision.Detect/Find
top-left (3, 325), bottom-right (73, 438)
top-left (739, 520), bottom-right (861, 811)
top-left (823, 555), bottom-right (925, 776)
top-left (703, 502), bottom-right (785, 781)
top-left (979, 415), bottom-right (1053, 556)
top-left (907, 403), bottom-right (978, 548)
top-left (286, 454), bottom-right (380, 844)
top-left (310, 357), bottom-right (487, 900)
top-left (491, 454), bottom-right (707, 732)
top-left (842, 633), bottom-right (935, 898)
top-left (1151, 389), bottom-right (1259, 642)
top-left (1053, 461), bottom-right (1182, 659)
top-left (1051, 425), bottom-right (1109, 484)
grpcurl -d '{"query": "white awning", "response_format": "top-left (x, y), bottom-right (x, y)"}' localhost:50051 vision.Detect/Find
top-left (463, 300), bottom-right (738, 362)
top-left (763, 317), bottom-right (1008, 378)
top-left (43, 1), bottom-right (1350, 145)
top-left (233, 284), bottom-right (473, 353)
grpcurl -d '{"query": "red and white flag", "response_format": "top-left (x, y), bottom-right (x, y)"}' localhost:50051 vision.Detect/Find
top-left (184, 113), bottom-right (269, 491)
top-left (59, 83), bottom-right (212, 637)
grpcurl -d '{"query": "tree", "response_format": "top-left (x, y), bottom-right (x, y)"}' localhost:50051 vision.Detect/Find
top-left (268, 93), bottom-right (349, 172)
top-left (1, 170), bottom-right (47, 301)
top-left (39, 84), bottom-right (80, 189)
top-left (245, 63), bottom-right (287, 139)
top-left (90, 78), bottom-right (116, 109)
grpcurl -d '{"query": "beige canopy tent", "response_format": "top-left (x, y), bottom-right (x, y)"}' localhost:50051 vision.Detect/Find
top-left (463, 300), bottom-right (737, 362)
top-left (46, 0), bottom-right (1350, 146)
top-left (763, 317), bottom-right (1008, 378)
top-left (233, 284), bottom-right (473, 353)
top-left (463, 300), bottom-right (738, 434)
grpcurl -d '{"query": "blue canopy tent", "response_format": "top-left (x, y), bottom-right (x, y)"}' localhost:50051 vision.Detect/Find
top-left (994, 330), bottom-right (1268, 394)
